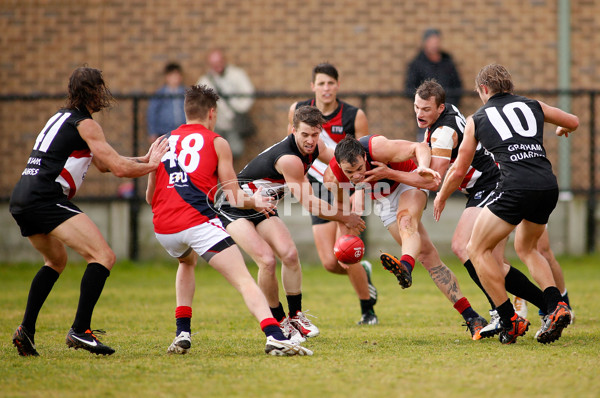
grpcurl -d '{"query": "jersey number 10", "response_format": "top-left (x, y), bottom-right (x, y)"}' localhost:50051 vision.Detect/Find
top-left (485, 101), bottom-right (537, 141)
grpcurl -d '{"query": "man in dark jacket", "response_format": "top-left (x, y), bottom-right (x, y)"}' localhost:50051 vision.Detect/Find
top-left (405, 28), bottom-right (462, 107)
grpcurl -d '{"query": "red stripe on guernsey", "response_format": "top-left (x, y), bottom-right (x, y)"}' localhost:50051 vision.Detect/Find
top-left (70, 149), bottom-right (91, 158)
top-left (59, 169), bottom-right (77, 199)
top-left (459, 167), bottom-right (478, 191)
top-left (309, 164), bottom-right (325, 176)
top-left (310, 99), bottom-right (345, 142)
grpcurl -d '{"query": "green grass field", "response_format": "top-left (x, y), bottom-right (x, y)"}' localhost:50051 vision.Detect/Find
top-left (1, 255), bottom-right (599, 398)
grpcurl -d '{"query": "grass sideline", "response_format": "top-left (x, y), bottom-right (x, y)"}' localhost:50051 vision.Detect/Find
top-left (1, 255), bottom-right (599, 398)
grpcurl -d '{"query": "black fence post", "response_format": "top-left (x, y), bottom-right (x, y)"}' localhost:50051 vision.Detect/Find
top-left (130, 96), bottom-right (140, 261)
top-left (587, 91), bottom-right (597, 253)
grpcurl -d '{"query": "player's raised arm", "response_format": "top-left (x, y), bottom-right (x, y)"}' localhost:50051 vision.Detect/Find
top-left (538, 101), bottom-right (579, 138)
top-left (81, 119), bottom-right (168, 177)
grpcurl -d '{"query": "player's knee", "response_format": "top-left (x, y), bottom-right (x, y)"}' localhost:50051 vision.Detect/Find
top-left (322, 258), bottom-right (341, 273)
top-left (279, 246), bottom-right (299, 268)
top-left (466, 241), bottom-right (478, 261)
top-left (98, 249), bottom-right (117, 269)
top-left (45, 251), bottom-right (68, 273)
top-left (451, 239), bottom-right (468, 260)
top-left (256, 253), bottom-right (278, 274)
top-left (397, 216), bottom-right (413, 233)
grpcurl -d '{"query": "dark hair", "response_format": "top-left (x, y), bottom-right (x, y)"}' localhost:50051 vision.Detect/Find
top-left (66, 67), bottom-right (114, 113)
top-left (292, 105), bottom-right (325, 130)
top-left (334, 137), bottom-right (366, 166)
top-left (416, 79), bottom-right (446, 106)
top-left (475, 64), bottom-right (514, 94)
top-left (184, 84), bottom-right (220, 120)
top-left (164, 62), bottom-right (182, 74)
top-left (312, 62), bottom-right (339, 82)
top-left (422, 28), bottom-right (441, 41)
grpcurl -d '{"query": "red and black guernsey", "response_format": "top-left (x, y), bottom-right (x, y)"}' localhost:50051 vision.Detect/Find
top-left (295, 99), bottom-right (359, 142)
top-left (296, 99), bottom-right (359, 182)
top-left (236, 134), bottom-right (318, 199)
top-left (329, 135), bottom-right (417, 199)
top-left (151, 124), bottom-right (223, 234)
top-left (10, 107), bottom-right (93, 214)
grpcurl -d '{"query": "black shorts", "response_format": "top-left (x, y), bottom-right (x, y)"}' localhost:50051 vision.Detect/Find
top-left (465, 186), bottom-right (496, 209)
top-left (11, 200), bottom-right (82, 237)
top-left (309, 177), bottom-right (334, 226)
top-left (201, 236), bottom-right (236, 262)
top-left (218, 204), bottom-right (279, 228)
top-left (486, 188), bottom-right (559, 226)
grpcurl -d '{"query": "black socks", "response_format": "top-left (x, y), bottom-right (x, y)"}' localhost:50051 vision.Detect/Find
top-left (22, 266), bottom-right (60, 334)
top-left (504, 266), bottom-right (545, 311)
top-left (71, 263), bottom-right (110, 333)
top-left (463, 260), bottom-right (495, 309)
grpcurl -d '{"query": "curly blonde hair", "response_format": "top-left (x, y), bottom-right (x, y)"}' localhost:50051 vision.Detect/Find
top-left (475, 64), bottom-right (514, 94)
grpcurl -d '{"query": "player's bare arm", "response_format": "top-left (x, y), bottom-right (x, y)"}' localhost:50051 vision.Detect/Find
top-left (363, 160), bottom-right (440, 190)
top-left (323, 166), bottom-right (364, 269)
top-left (365, 136), bottom-right (440, 189)
top-left (353, 109), bottom-right (369, 138)
top-left (214, 137), bottom-right (275, 214)
top-left (286, 102), bottom-right (298, 135)
top-left (538, 101), bottom-right (579, 137)
top-left (429, 125), bottom-right (459, 181)
top-left (433, 117), bottom-right (478, 221)
top-left (145, 171), bottom-right (156, 205)
top-left (323, 166), bottom-right (352, 214)
top-left (277, 155), bottom-right (365, 231)
top-left (80, 119), bottom-right (168, 177)
top-left (369, 135), bottom-right (418, 164)
top-left (130, 135), bottom-right (167, 164)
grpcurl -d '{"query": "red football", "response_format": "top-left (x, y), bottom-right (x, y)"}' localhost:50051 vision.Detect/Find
top-left (333, 234), bottom-right (365, 264)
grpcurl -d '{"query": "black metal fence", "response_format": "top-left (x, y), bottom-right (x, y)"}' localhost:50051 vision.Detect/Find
top-left (1, 90), bottom-right (598, 256)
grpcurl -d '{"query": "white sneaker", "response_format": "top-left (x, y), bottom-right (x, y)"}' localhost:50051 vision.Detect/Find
top-left (479, 309), bottom-right (502, 338)
top-left (264, 336), bottom-right (313, 356)
top-left (290, 310), bottom-right (320, 338)
top-left (167, 331), bottom-right (191, 354)
top-left (280, 317), bottom-right (306, 343)
top-left (513, 296), bottom-right (528, 318)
